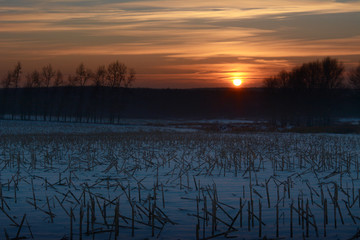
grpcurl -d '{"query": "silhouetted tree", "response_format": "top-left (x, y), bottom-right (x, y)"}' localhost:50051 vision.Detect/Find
top-left (302, 61), bottom-right (322, 89)
top-left (93, 65), bottom-right (107, 87)
top-left (287, 66), bottom-right (307, 89)
top-left (0, 71), bottom-right (12, 119)
top-left (1, 71), bottom-right (12, 88)
top-left (12, 62), bottom-right (22, 88)
top-left (263, 76), bottom-right (279, 88)
top-left (0, 59), bottom-right (136, 123)
top-left (76, 63), bottom-right (93, 87)
top-left (73, 63), bottom-right (92, 121)
top-left (67, 75), bottom-right (78, 86)
top-left (25, 70), bottom-right (42, 88)
top-left (23, 70), bottom-right (41, 119)
top-left (125, 68), bottom-right (136, 87)
top-left (277, 70), bottom-right (291, 88)
top-left (321, 57), bottom-right (344, 89)
top-left (263, 57), bottom-right (346, 126)
top-left (41, 64), bottom-right (56, 120)
top-left (107, 61), bottom-right (127, 88)
top-left (264, 57), bottom-right (345, 90)
top-left (42, 64), bottom-right (56, 87)
top-left (349, 62), bottom-right (360, 89)
top-left (53, 70), bottom-right (63, 87)
top-left (25, 74), bottom-right (33, 88)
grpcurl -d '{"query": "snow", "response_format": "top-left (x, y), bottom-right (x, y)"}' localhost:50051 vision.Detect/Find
top-left (0, 120), bottom-right (359, 239)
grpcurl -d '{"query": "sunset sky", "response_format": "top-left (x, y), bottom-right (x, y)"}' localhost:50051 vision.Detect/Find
top-left (1, 0), bottom-right (360, 88)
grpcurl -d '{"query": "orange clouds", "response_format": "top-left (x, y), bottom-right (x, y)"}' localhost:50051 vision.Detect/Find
top-left (0, 0), bottom-right (360, 88)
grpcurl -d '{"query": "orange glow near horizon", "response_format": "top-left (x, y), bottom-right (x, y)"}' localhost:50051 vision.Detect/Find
top-left (229, 71), bottom-right (246, 87)
top-left (0, 1), bottom-right (360, 88)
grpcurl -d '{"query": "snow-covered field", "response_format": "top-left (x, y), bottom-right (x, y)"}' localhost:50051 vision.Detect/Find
top-left (0, 120), bottom-right (359, 239)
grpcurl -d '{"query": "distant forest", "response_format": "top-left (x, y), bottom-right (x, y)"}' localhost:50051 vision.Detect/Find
top-left (1, 87), bottom-right (360, 126)
top-left (1, 57), bottom-right (360, 126)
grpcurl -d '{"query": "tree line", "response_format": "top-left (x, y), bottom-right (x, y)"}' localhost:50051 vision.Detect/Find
top-left (262, 57), bottom-right (360, 127)
top-left (0, 60), bottom-right (136, 123)
top-left (1, 57), bottom-right (360, 127)
top-left (263, 57), bottom-right (360, 90)
top-left (1, 60), bottom-right (136, 89)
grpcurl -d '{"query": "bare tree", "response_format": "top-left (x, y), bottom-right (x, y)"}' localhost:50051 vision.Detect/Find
top-left (76, 63), bottom-right (93, 86)
top-left (302, 61), bottom-right (322, 89)
top-left (125, 68), bottom-right (136, 87)
top-left (25, 74), bottom-right (32, 88)
top-left (107, 61), bottom-right (127, 88)
top-left (277, 70), bottom-right (291, 88)
top-left (263, 76), bottom-right (279, 88)
top-left (12, 62), bottom-right (22, 88)
top-left (25, 72), bottom-right (33, 88)
top-left (321, 57), bottom-right (344, 89)
top-left (349, 62), bottom-right (360, 89)
top-left (263, 71), bottom-right (290, 89)
top-left (53, 70), bottom-right (63, 87)
top-left (1, 71), bottom-right (13, 88)
top-left (264, 57), bottom-right (345, 90)
top-left (93, 65), bottom-right (107, 87)
top-left (67, 75), bottom-right (78, 87)
top-left (26, 70), bottom-right (42, 88)
top-left (42, 64), bottom-right (56, 87)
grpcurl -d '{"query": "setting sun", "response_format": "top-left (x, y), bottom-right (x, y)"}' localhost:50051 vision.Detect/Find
top-left (233, 79), bottom-right (242, 87)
